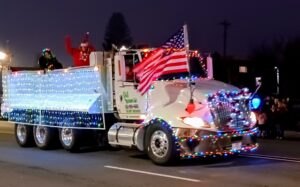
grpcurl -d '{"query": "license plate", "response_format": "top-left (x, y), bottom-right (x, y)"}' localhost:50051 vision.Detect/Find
top-left (232, 142), bottom-right (242, 150)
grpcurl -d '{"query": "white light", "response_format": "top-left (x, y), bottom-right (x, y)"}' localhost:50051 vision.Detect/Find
top-left (3, 67), bottom-right (104, 113)
top-left (139, 114), bottom-right (146, 120)
top-left (0, 51), bottom-right (7, 60)
top-left (250, 112), bottom-right (257, 126)
top-left (183, 117), bottom-right (209, 128)
top-left (239, 66), bottom-right (247, 73)
top-left (142, 48), bottom-right (149, 52)
top-left (120, 46), bottom-right (127, 51)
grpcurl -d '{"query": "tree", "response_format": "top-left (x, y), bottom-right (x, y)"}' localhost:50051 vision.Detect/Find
top-left (249, 38), bottom-right (285, 96)
top-left (249, 37), bottom-right (300, 98)
top-left (103, 12), bottom-right (133, 51)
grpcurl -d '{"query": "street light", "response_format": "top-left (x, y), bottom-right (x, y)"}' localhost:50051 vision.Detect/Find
top-left (0, 51), bottom-right (7, 61)
top-left (274, 66), bottom-right (280, 95)
top-left (0, 50), bottom-right (12, 71)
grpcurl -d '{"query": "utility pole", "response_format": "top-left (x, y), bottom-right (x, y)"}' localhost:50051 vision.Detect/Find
top-left (220, 20), bottom-right (232, 84)
top-left (220, 20), bottom-right (231, 57)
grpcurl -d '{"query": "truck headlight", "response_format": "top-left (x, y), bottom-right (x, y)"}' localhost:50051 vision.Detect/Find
top-left (182, 117), bottom-right (210, 128)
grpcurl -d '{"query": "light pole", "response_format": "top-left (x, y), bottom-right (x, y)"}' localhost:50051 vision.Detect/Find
top-left (0, 51), bottom-right (8, 112)
top-left (274, 66), bottom-right (280, 95)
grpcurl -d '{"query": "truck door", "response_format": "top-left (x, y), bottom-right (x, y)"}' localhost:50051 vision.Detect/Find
top-left (115, 53), bottom-right (147, 120)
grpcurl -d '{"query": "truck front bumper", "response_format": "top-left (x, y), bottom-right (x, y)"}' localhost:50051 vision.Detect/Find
top-left (175, 128), bottom-right (258, 159)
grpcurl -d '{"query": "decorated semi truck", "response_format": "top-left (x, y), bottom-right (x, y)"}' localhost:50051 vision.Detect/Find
top-left (1, 49), bottom-right (258, 164)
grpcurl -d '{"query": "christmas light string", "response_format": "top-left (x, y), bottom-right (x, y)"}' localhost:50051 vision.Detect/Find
top-left (2, 67), bottom-right (105, 128)
top-left (207, 88), bottom-right (254, 131)
top-left (148, 118), bottom-right (258, 159)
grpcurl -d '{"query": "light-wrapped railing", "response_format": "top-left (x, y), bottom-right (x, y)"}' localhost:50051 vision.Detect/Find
top-left (1, 66), bottom-right (107, 129)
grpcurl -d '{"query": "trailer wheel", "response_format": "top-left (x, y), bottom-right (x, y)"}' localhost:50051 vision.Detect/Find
top-left (145, 123), bottom-right (179, 165)
top-left (59, 128), bottom-right (80, 152)
top-left (15, 124), bottom-right (34, 147)
top-left (33, 126), bottom-right (57, 149)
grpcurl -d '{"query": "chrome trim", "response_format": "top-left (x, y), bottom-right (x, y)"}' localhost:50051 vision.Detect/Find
top-left (61, 128), bottom-right (73, 147)
top-left (35, 126), bottom-right (47, 144)
top-left (150, 130), bottom-right (169, 158)
top-left (16, 124), bottom-right (26, 143)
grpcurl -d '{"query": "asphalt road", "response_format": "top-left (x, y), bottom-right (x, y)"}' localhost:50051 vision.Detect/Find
top-left (1, 121), bottom-right (300, 187)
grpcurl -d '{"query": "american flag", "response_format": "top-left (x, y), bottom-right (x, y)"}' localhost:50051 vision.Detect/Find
top-left (133, 26), bottom-right (189, 95)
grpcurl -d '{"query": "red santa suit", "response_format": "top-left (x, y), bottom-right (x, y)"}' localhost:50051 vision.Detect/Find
top-left (65, 33), bottom-right (95, 67)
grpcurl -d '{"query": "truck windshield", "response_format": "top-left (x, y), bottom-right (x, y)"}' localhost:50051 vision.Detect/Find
top-left (139, 50), bottom-right (207, 80)
top-left (126, 51), bottom-right (207, 81)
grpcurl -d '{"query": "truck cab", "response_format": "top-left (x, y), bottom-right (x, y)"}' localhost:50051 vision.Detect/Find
top-left (113, 51), bottom-right (147, 120)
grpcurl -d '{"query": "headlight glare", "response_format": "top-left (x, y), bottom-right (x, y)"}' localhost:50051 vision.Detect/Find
top-left (182, 117), bottom-right (210, 128)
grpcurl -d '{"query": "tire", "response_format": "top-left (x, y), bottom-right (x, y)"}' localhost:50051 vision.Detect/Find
top-left (14, 124), bottom-right (34, 147)
top-left (59, 128), bottom-right (81, 152)
top-left (33, 126), bottom-right (57, 149)
top-left (145, 122), bottom-right (179, 165)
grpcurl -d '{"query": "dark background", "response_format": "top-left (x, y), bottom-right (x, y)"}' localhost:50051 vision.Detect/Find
top-left (1, 0), bottom-right (300, 67)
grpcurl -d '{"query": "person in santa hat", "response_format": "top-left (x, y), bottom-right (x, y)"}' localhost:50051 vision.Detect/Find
top-left (64, 32), bottom-right (96, 67)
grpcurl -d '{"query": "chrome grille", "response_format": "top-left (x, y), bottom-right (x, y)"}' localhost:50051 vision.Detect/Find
top-left (208, 90), bottom-right (251, 131)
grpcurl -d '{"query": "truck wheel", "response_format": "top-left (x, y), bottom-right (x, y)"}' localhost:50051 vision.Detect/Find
top-left (15, 124), bottom-right (34, 147)
top-left (145, 123), bottom-right (179, 165)
top-left (59, 128), bottom-right (80, 152)
top-left (33, 126), bottom-right (57, 149)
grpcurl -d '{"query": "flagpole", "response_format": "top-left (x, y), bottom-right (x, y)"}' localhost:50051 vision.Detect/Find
top-left (183, 24), bottom-right (191, 78)
top-left (183, 24), bottom-right (195, 113)
top-left (183, 25), bottom-right (193, 97)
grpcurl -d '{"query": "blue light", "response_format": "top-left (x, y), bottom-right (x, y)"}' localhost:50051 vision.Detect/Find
top-left (251, 97), bottom-right (261, 110)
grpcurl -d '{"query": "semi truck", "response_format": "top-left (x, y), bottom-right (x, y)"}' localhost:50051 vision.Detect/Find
top-left (1, 49), bottom-right (258, 165)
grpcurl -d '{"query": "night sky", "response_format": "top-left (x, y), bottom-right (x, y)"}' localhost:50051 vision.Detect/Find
top-left (0, 0), bottom-right (300, 67)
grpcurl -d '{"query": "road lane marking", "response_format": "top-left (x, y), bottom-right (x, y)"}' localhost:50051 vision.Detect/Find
top-left (104, 165), bottom-right (202, 183)
top-left (240, 154), bottom-right (300, 163)
top-left (242, 153), bottom-right (300, 161)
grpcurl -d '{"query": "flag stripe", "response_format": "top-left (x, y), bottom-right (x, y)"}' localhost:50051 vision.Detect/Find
top-left (133, 49), bottom-right (164, 73)
top-left (133, 26), bottom-right (188, 95)
top-left (138, 61), bottom-right (188, 94)
top-left (138, 56), bottom-right (188, 94)
top-left (138, 62), bottom-right (188, 93)
top-left (136, 51), bottom-right (164, 78)
top-left (140, 53), bottom-right (187, 78)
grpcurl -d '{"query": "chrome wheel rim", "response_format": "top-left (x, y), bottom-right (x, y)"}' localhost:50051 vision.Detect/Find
top-left (61, 128), bottom-right (73, 147)
top-left (36, 126), bottom-right (47, 144)
top-left (17, 124), bottom-right (26, 143)
top-left (150, 130), bottom-right (169, 158)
